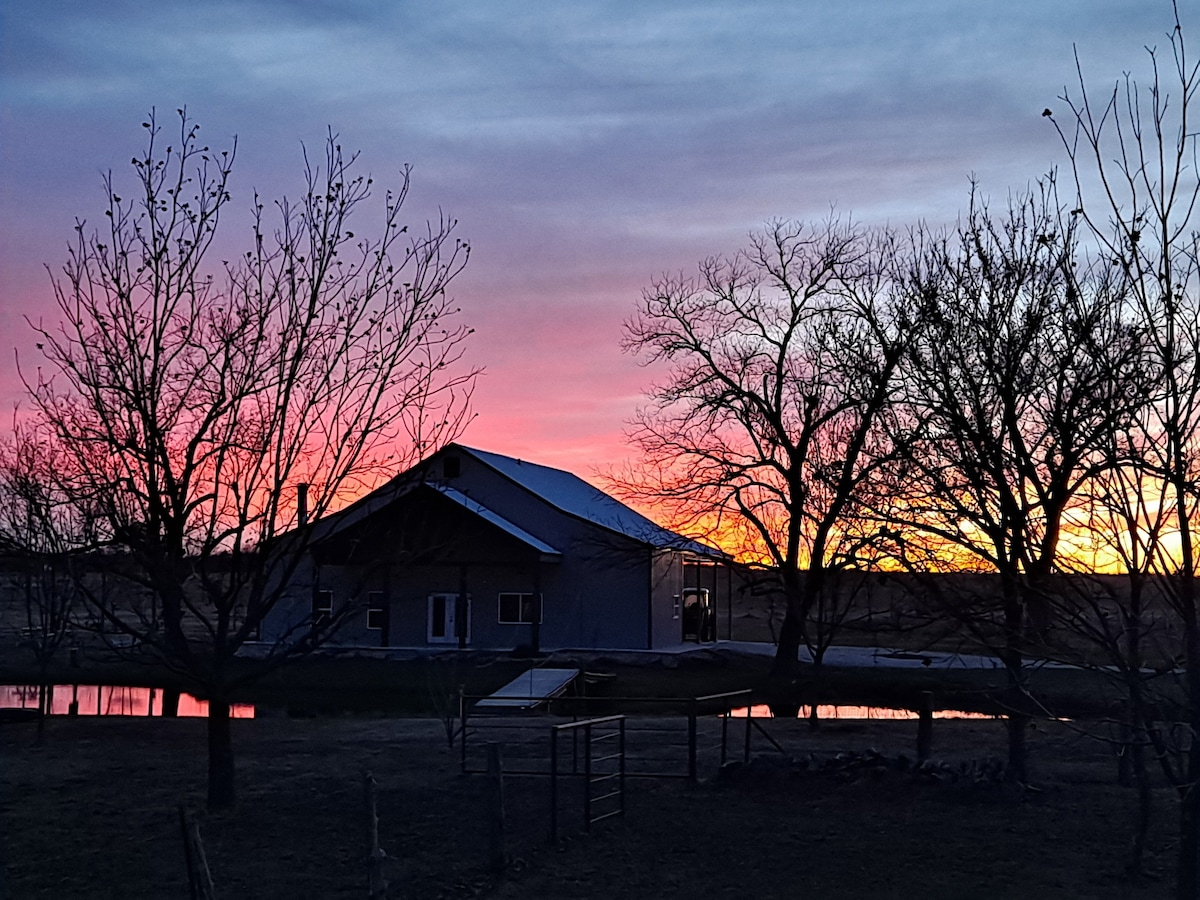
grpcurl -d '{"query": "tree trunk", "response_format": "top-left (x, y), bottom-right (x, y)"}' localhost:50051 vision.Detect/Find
top-left (1179, 782), bottom-right (1200, 900)
top-left (1116, 582), bottom-right (1155, 877)
top-left (771, 610), bottom-right (803, 677)
top-left (807, 652), bottom-right (825, 729)
top-left (1177, 649), bottom-right (1200, 898)
top-left (1002, 641), bottom-right (1029, 782)
top-left (1119, 594), bottom-right (1146, 787)
top-left (206, 698), bottom-right (236, 811)
top-left (1177, 558), bottom-right (1200, 899)
top-left (161, 687), bottom-right (181, 718)
top-left (771, 569), bottom-right (810, 677)
top-left (1128, 734), bottom-right (1153, 879)
top-left (1001, 585), bottom-right (1028, 783)
top-left (159, 587), bottom-right (186, 719)
top-left (1005, 712), bottom-right (1028, 784)
top-left (36, 677), bottom-right (48, 745)
top-left (1179, 766), bottom-right (1200, 900)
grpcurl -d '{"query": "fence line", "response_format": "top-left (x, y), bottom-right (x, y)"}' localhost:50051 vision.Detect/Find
top-left (459, 689), bottom-right (759, 780)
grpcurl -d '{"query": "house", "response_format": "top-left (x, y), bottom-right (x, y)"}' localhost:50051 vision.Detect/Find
top-left (261, 444), bottom-right (730, 652)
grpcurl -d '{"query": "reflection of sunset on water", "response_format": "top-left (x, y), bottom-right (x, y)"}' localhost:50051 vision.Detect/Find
top-left (731, 704), bottom-right (995, 720)
top-left (0, 685), bottom-right (254, 718)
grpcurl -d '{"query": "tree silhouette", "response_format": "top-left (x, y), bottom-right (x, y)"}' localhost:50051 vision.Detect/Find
top-left (886, 182), bottom-right (1146, 782)
top-left (621, 218), bottom-right (910, 684)
top-left (23, 109), bottom-right (477, 810)
top-left (1048, 3), bottom-right (1200, 893)
top-left (0, 420), bottom-right (88, 743)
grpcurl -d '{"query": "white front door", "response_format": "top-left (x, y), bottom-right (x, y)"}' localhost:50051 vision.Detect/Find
top-left (428, 593), bottom-right (470, 644)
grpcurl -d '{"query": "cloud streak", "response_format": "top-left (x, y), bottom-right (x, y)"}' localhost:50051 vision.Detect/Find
top-left (0, 0), bottom-right (1177, 478)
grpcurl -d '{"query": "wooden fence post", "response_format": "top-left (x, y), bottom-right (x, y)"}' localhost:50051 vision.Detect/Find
top-left (687, 700), bottom-right (698, 783)
top-left (486, 743), bottom-right (507, 874)
top-left (364, 771), bottom-right (389, 899)
top-left (178, 804), bottom-right (216, 900)
top-left (550, 730), bottom-right (559, 843)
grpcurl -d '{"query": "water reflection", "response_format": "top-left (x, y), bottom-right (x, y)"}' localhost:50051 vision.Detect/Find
top-left (0, 684), bottom-right (254, 718)
top-left (731, 704), bottom-right (995, 720)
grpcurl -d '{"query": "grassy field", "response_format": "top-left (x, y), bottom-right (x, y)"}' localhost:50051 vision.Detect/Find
top-left (1, 623), bottom-right (1186, 897)
top-left (1, 705), bottom-right (1180, 899)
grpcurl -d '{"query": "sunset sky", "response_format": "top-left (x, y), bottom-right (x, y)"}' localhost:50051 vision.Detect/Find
top-left (0, 0), bottom-right (1173, 481)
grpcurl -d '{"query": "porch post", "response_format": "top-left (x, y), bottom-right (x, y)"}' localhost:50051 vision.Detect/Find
top-left (726, 560), bottom-right (733, 641)
top-left (531, 563), bottom-right (541, 654)
top-left (457, 565), bottom-right (468, 649)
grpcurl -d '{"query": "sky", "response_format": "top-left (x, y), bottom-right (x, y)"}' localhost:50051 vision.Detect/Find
top-left (0, 0), bottom-right (1177, 481)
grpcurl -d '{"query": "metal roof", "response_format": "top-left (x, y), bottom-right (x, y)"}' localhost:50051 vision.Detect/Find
top-left (456, 445), bottom-right (723, 557)
top-left (433, 484), bottom-right (561, 557)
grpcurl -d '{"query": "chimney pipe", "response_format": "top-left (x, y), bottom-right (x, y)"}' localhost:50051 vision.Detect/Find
top-left (297, 483), bottom-right (309, 527)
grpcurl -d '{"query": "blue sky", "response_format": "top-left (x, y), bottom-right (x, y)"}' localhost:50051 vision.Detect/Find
top-left (0, 0), bottom-right (1174, 473)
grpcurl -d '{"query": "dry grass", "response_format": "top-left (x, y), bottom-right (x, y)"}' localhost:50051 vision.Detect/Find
top-left (1, 709), bottom-right (1180, 899)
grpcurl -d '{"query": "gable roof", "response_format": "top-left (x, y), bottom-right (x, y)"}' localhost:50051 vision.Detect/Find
top-left (435, 484), bottom-right (561, 557)
top-left (451, 445), bottom-right (723, 557)
top-left (307, 443), bottom-right (725, 559)
top-left (308, 478), bottom-right (561, 559)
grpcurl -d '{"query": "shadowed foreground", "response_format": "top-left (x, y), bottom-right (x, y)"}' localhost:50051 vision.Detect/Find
top-left (1, 714), bottom-right (1178, 898)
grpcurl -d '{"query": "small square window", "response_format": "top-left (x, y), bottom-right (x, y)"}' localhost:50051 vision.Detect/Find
top-left (498, 592), bottom-right (542, 625)
top-left (443, 455), bottom-right (460, 478)
top-left (367, 591), bottom-right (385, 630)
top-left (312, 589), bottom-right (333, 625)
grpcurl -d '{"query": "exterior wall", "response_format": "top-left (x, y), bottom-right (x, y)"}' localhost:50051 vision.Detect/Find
top-left (314, 557), bottom-right (649, 651)
top-left (426, 452), bottom-right (654, 650)
top-left (266, 549), bottom-right (651, 652)
top-left (312, 561), bottom-right (526, 648)
top-left (261, 556), bottom-right (319, 646)
top-left (649, 550), bottom-right (685, 648)
top-left (541, 552), bottom-right (648, 650)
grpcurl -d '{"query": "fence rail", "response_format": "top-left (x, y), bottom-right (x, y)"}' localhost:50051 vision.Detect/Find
top-left (455, 689), bottom-right (795, 843)
top-left (459, 689), bottom-right (759, 780)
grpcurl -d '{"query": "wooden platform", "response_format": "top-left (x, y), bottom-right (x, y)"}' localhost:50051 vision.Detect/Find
top-left (474, 667), bottom-right (580, 711)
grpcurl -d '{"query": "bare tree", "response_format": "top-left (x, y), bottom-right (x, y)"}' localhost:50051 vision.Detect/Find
top-left (887, 182), bottom-right (1146, 782)
top-left (22, 109), bottom-right (477, 809)
top-left (1040, 381), bottom-right (1187, 879)
top-left (1047, 4), bottom-right (1200, 893)
top-left (0, 421), bottom-right (87, 742)
top-left (621, 219), bottom-right (909, 688)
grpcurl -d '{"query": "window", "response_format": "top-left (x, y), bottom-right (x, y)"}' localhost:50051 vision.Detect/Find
top-left (366, 591), bottom-right (385, 630)
top-left (430, 594), bottom-right (448, 638)
top-left (498, 592), bottom-right (542, 625)
top-left (312, 589), bottom-right (333, 625)
top-left (443, 455), bottom-right (460, 478)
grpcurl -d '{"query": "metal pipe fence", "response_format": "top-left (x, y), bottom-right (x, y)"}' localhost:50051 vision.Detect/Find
top-left (459, 689), bottom-right (757, 780)
top-left (549, 715), bottom-right (626, 842)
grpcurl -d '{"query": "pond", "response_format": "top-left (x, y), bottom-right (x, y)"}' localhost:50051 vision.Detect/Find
top-left (731, 704), bottom-right (997, 720)
top-left (0, 684), bottom-right (255, 718)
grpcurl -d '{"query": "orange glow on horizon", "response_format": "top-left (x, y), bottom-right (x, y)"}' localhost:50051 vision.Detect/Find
top-left (731, 704), bottom-right (997, 720)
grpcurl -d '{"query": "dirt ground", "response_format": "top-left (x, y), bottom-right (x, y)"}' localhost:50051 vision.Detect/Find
top-left (0, 707), bottom-right (1182, 899)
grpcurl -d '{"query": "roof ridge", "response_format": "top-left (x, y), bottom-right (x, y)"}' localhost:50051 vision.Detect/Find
top-left (446, 444), bottom-right (723, 557)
